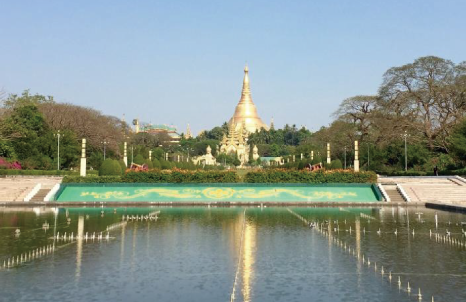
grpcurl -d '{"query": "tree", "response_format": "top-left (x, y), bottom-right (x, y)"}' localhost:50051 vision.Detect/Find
top-left (450, 118), bottom-right (466, 163)
top-left (1, 104), bottom-right (53, 163)
top-left (334, 95), bottom-right (378, 142)
top-left (379, 56), bottom-right (466, 151)
top-left (39, 102), bottom-right (127, 156)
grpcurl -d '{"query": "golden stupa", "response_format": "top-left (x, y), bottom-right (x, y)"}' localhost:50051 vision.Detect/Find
top-left (228, 65), bottom-right (268, 133)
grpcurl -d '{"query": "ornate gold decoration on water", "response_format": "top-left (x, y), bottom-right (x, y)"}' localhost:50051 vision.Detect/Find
top-left (80, 187), bottom-right (358, 200)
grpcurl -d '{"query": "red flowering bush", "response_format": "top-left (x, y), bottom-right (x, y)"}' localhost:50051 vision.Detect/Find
top-left (0, 157), bottom-right (22, 170)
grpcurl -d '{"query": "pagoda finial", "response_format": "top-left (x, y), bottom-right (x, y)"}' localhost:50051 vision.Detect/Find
top-left (186, 123), bottom-right (192, 139)
top-left (241, 64), bottom-right (250, 98)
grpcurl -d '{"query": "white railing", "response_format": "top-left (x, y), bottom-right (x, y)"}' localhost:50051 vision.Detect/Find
top-left (455, 175), bottom-right (466, 184)
top-left (44, 184), bottom-right (60, 202)
top-left (396, 184), bottom-right (411, 202)
top-left (377, 184), bottom-right (390, 202)
top-left (24, 183), bottom-right (41, 202)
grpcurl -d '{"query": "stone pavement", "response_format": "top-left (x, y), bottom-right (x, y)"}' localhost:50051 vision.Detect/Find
top-left (379, 176), bottom-right (466, 204)
top-left (0, 176), bottom-right (62, 202)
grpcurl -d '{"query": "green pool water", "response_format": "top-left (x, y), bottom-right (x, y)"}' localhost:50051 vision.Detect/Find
top-left (55, 183), bottom-right (382, 202)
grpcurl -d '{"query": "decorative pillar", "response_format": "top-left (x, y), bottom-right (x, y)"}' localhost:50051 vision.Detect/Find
top-left (177, 155), bottom-right (180, 162)
top-left (165, 153), bottom-right (168, 161)
top-left (311, 151), bottom-right (314, 161)
top-left (292, 155), bottom-right (295, 162)
top-left (327, 143), bottom-right (331, 164)
top-left (149, 150), bottom-right (152, 161)
top-left (80, 139), bottom-right (86, 177)
top-left (123, 142), bottom-right (128, 167)
top-left (354, 140), bottom-right (360, 172)
top-left (300, 153), bottom-right (303, 160)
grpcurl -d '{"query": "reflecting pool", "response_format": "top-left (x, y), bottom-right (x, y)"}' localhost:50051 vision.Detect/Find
top-left (1, 206), bottom-right (466, 302)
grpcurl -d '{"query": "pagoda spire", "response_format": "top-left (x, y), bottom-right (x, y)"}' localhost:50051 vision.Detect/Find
top-left (229, 65), bottom-right (268, 133)
top-left (186, 123), bottom-right (192, 139)
top-left (240, 64), bottom-right (251, 101)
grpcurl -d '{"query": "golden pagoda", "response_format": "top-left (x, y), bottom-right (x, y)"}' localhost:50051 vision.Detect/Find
top-left (229, 65), bottom-right (268, 133)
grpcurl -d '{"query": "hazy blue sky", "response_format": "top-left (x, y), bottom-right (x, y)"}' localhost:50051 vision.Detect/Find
top-left (1, 0), bottom-right (465, 135)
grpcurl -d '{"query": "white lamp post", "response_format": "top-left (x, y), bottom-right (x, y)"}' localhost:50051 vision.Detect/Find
top-left (402, 131), bottom-right (410, 171)
top-left (54, 130), bottom-right (63, 170)
top-left (101, 140), bottom-right (108, 160)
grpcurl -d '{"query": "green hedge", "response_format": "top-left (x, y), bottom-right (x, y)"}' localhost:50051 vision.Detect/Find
top-left (378, 168), bottom-right (466, 176)
top-left (63, 170), bottom-right (240, 183)
top-left (243, 169), bottom-right (377, 183)
top-left (0, 169), bottom-right (99, 176)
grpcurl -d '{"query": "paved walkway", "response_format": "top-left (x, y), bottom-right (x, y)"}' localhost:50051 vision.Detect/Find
top-left (379, 176), bottom-right (466, 204)
top-left (0, 176), bottom-right (62, 202)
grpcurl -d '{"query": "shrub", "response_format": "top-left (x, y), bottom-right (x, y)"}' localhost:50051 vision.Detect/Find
top-left (152, 158), bottom-right (161, 169)
top-left (134, 154), bottom-right (145, 165)
top-left (62, 175), bottom-right (122, 183)
top-left (0, 169), bottom-right (98, 176)
top-left (146, 159), bottom-right (153, 169)
top-left (119, 160), bottom-right (127, 173)
top-left (244, 169), bottom-right (377, 183)
top-left (0, 157), bottom-right (22, 170)
top-left (297, 161), bottom-right (305, 170)
top-left (99, 159), bottom-right (122, 176)
top-left (160, 159), bottom-right (171, 169)
top-left (63, 170), bottom-right (240, 183)
top-left (331, 159), bottom-right (343, 169)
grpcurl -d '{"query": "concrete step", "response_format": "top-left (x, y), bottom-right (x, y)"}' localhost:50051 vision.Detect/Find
top-left (30, 189), bottom-right (50, 202)
top-left (385, 189), bottom-right (405, 202)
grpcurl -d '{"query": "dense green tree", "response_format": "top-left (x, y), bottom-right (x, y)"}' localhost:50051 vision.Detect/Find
top-left (450, 118), bottom-right (466, 163)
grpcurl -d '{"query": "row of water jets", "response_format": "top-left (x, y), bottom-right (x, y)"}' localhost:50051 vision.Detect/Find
top-left (3, 213), bottom-right (162, 272)
top-left (319, 227), bottom-right (429, 301)
top-left (54, 231), bottom-right (111, 241)
top-left (328, 223), bottom-right (466, 251)
top-left (287, 209), bottom-right (436, 302)
top-left (1, 244), bottom-right (55, 270)
top-left (121, 214), bottom-right (159, 221)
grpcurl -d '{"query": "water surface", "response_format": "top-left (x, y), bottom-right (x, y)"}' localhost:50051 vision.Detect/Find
top-left (1, 206), bottom-right (465, 301)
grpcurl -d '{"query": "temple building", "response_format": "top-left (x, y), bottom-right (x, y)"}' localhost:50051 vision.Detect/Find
top-left (219, 65), bottom-right (268, 166)
top-left (192, 145), bottom-right (216, 166)
top-left (132, 119), bottom-right (181, 144)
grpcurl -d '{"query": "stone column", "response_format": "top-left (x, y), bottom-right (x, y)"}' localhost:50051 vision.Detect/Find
top-left (292, 155), bottom-right (295, 162)
top-left (327, 143), bottom-right (331, 164)
top-left (311, 150), bottom-right (314, 161)
top-left (149, 150), bottom-right (152, 161)
top-left (80, 139), bottom-right (86, 177)
top-left (123, 142), bottom-right (128, 167)
top-left (300, 153), bottom-right (303, 160)
top-left (165, 153), bottom-right (168, 161)
top-left (177, 155), bottom-right (180, 162)
top-left (354, 140), bottom-right (360, 172)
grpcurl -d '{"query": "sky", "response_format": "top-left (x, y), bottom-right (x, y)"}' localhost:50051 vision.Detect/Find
top-left (1, 0), bottom-right (466, 135)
